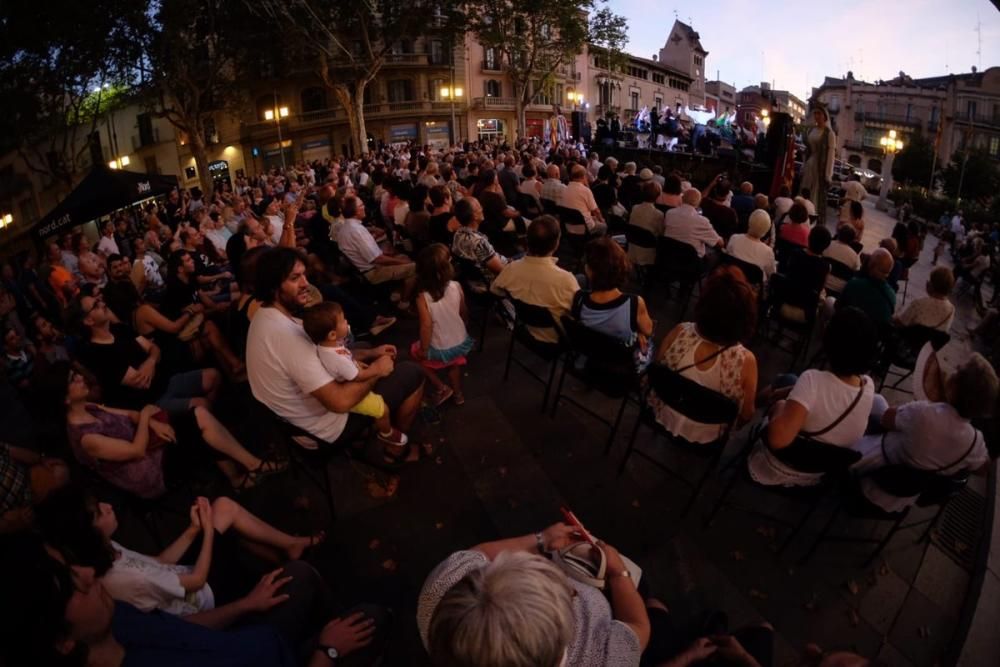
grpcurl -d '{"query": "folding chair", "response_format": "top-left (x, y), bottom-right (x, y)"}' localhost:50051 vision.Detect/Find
top-left (763, 273), bottom-right (821, 371)
top-left (452, 255), bottom-right (496, 352)
top-left (824, 258), bottom-right (857, 299)
top-left (705, 427), bottom-right (862, 555)
top-left (799, 466), bottom-right (969, 565)
top-left (551, 317), bottom-right (642, 454)
top-left (656, 237), bottom-right (704, 317)
top-left (541, 198), bottom-right (559, 216)
top-left (556, 206), bottom-right (590, 271)
top-left (875, 325), bottom-right (950, 392)
top-left (502, 295), bottom-right (564, 412)
top-left (719, 253), bottom-right (765, 293)
top-left (624, 224), bottom-right (659, 287)
top-left (618, 363), bottom-right (740, 516)
top-left (514, 192), bottom-right (542, 220)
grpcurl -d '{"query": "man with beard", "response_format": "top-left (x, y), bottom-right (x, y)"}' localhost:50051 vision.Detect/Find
top-left (246, 248), bottom-right (424, 461)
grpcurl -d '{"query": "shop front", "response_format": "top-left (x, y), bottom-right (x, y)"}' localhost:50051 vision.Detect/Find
top-left (525, 118), bottom-right (545, 140)
top-left (389, 123), bottom-right (419, 148)
top-left (424, 121), bottom-right (451, 150)
top-left (475, 118), bottom-right (507, 142)
top-left (301, 138), bottom-right (332, 163)
top-left (261, 140), bottom-right (294, 171)
top-left (207, 160), bottom-right (231, 189)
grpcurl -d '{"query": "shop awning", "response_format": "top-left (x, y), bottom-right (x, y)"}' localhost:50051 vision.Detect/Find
top-left (32, 165), bottom-right (178, 242)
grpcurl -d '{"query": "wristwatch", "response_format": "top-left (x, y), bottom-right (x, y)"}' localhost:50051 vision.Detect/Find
top-left (320, 645), bottom-right (339, 662)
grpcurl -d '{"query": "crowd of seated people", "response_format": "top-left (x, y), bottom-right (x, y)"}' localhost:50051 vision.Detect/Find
top-left (0, 135), bottom-right (994, 667)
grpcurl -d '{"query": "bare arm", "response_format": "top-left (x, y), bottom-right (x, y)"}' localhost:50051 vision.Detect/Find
top-left (484, 255), bottom-right (507, 276)
top-left (765, 399), bottom-right (809, 449)
top-left (156, 523), bottom-right (199, 565)
top-left (636, 296), bottom-right (653, 338)
top-left (310, 377), bottom-right (380, 414)
top-left (738, 354), bottom-right (759, 426)
top-left (185, 599), bottom-right (251, 630)
top-left (139, 304), bottom-right (192, 335)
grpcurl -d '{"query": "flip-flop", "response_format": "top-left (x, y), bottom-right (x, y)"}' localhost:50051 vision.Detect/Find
top-left (432, 387), bottom-right (454, 407)
top-left (453, 394), bottom-right (465, 406)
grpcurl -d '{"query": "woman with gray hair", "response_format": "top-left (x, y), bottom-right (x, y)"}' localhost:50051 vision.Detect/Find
top-left (418, 523), bottom-right (650, 666)
top-left (851, 351), bottom-right (997, 512)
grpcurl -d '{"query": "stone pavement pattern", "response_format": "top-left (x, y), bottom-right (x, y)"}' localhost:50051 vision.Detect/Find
top-left (115, 198), bottom-right (990, 665)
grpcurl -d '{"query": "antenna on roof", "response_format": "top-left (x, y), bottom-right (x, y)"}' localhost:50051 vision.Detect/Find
top-left (976, 14), bottom-right (982, 71)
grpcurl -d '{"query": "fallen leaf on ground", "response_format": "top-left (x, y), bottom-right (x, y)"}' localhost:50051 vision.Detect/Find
top-left (803, 594), bottom-right (818, 612)
top-left (498, 466), bottom-right (507, 478)
top-left (730, 550), bottom-right (745, 562)
top-left (631, 499), bottom-right (641, 508)
top-left (918, 626), bottom-right (930, 638)
top-left (368, 539), bottom-right (380, 550)
top-left (846, 580), bottom-right (860, 596)
top-left (879, 561), bottom-right (891, 577)
top-left (435, 456), bottom-right (443, 465)
top-left (381, 559), bottom-right (398, 572)
top-left (749, 589), bottom-right (768, 600)
top-left (435, 521), bottom-right (444, 530)
top-left (366, 477), bottom-right (399, 499)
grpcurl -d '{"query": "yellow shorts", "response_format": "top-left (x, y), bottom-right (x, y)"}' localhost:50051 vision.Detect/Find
top-left (350, 391), bottom-right (386, 419)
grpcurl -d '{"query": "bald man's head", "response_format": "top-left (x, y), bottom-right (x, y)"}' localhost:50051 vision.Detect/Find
top-left (570, 165), bottom-right (587, 181)
top-left (868, 248), bottom-right (894, 281)
top-left (682, 188), bottom-right (702, 208)
top-left (546, 164), bottom-right (560, 179)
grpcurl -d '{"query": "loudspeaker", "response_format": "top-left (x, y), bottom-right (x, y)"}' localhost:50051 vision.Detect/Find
top-left (572, 111), bottom-right (586, 139)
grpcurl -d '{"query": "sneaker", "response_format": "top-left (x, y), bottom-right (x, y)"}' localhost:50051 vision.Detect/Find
top-left (368, 316), bottom-right (397, 337)
top-left (377, 428), bottom-right (409, 446)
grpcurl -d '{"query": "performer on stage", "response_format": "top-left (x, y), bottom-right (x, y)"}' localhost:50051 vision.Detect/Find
top-left (550, 105), bottom-right (570, 145)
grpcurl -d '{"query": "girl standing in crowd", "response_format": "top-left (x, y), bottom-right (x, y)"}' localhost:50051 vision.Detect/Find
top-left (411, 244), bottom-right (474, 406)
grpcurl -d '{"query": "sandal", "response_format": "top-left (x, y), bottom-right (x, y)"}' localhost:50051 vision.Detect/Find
top-left (453, 393), bottom-right (465, 406)
top-left (235, 459), bottom-right (288, 492)
top-left (431, 387), bottom-right (454, 407)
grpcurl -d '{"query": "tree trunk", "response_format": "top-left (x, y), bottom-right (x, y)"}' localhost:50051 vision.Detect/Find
top-left (514, 82), bottom-right (528, 140)
top-left (189, 132), bottom-right (213, 197)
top-left (331, 83), bottom-right (370, 158)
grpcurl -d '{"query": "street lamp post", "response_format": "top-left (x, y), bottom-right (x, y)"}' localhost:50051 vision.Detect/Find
top-left (876, 129), bottom-right (904, 212)
top-left (440, 85), bottom-right (464, 146)
top-left (265, 90), bottom-right (290, 170)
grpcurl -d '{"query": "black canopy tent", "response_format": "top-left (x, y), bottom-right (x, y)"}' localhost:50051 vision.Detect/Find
top-left (31, 165), bottom-right (178, 243)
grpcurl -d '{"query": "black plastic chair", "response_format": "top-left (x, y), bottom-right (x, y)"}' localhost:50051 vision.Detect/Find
top-left (625, 224), bottom-right (659, 285)
top-left (515, 192), bottom-right (542, 220)
top-left (656, 237), bottom-right (704, 316)
top-left (541, 198), bottom-right (559, 216)
top-left (774, 238), bottom-right (805, 268)
top-left (764, 273), bottom-right (821, 371)
top-left (705, 426), bottom-right (863, 555)
top-left (502, 295), bottom-right (564, 412)
top-left (619, 363), bottom-right (740, 516)
top-left (719, 252), bottom-right (765, 293)
top-left (452, 255), bottom-right (496, 352)
top-left (799, 466), bottom-right (969, 565)
top-left (551, 317), bottom-right (642, 454)
top-left (824, 257), bottom-right (857, 299)
top-left (875, 325), bottom-right (951, 392)
top-left (606, 213), bottom-right (628, 234)
top-left (556, 206), bottom-right (590, 270)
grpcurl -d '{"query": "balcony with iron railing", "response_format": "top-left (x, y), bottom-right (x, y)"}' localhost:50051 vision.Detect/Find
top-left (954, 111), bottom-right (1000, 128)
top-left (481, 60), bottom-right (502, 73)
top-left (474, 96), bottom-right (517, 110)
top-left (854, 111), bottom-right (924, 129)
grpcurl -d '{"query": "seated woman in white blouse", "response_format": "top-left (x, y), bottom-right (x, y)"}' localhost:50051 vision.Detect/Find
top-left (851, 351), bottom-right (996, 512)
top-left (749, 307), bottom-right (878, 487)
top-left (893, 266), bottom-right (956, 333)
top-left (418, 524), bottom-right (650, 667)
top-left (39, 486), bottom-right (324, 622)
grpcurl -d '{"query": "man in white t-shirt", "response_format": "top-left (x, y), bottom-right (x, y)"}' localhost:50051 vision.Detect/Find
top-left (246, 247), bottom-right (424, 452)
top-left (336, 197), bottom-right (416, 306)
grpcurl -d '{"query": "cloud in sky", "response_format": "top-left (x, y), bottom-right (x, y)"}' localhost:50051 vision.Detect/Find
top-left (610, 0), bottom-right (1000, 100)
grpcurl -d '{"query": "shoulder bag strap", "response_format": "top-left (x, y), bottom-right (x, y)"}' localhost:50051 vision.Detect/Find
top-left (801, 378), bottom-right (866, 438)
top-left (882, 423), bottom-right (979, 473)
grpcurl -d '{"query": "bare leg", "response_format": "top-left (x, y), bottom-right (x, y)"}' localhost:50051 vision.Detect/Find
top-left (418, 365), bottom-right (448, 392)
top-left (211, 497), bottom-right (322, 559)
top-left (194, 406), bottom-right (262, 472)
top-left (374, 409), bottom-right (394, 435)
top-left (201, 321), bottom-right (243, 376)
top-left (201, 368), bottom-right (221, 405)
top-left (447, 366), bottom-right (463, 400)
top-left (394, 381), bottom-right (424, 433)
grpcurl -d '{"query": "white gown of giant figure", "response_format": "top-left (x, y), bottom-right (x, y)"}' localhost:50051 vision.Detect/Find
top-left (799, 106), bottom-right (837, 214)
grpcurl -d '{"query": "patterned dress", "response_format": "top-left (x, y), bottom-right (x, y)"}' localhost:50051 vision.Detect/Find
top-left (648, 323), bottom-right (747, 444)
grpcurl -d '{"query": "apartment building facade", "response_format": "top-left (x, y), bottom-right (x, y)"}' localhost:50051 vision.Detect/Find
top-left (811, 67), bottom-right (1000, 173)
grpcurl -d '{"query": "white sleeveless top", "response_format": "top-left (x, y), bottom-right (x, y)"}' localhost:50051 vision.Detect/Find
top-left (648, 323), bottom-right (747, 444)
top-left (423, 281), bottom-right (469, 352)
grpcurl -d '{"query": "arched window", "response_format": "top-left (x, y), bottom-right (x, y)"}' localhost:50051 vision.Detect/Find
top-left (847, 154), bottom-right (862, 167)
top-left (485, 80), bottom-right (502, 98)
top-left (300, 87), bottom-right (327, 113)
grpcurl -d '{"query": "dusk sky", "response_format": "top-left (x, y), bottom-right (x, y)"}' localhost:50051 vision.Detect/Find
top-left (613, 0), bottom-right (1000, 101)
